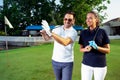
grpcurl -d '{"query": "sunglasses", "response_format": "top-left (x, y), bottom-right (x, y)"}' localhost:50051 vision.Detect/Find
top-left (64, 18), bottom-right (73, 22)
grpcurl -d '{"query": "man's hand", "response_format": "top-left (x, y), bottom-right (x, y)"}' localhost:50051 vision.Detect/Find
top-left (89, 40), bottom-right (98, 50)
top-left (40, 30), bottom-right (51, 41)
top-left (41, 20), bottom-right (52, 36)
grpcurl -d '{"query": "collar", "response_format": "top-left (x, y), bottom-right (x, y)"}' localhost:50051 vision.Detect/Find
top-left (63, 25), bottom-right (73, 30)
top-left (88, 26), bottom-right (99, 32)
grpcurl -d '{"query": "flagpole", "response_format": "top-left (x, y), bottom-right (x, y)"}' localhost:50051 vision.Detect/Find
top-left (5, 24), bottom-right (10, 67)
top-left (5, 25), bottom-right (8, 50)
top-left (4, 16), bottom-right (14, 67)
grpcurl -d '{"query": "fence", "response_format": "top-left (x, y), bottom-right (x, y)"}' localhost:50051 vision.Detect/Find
top-left (0, 36), bottom-right (53, 49)
top-left (0, 35), bottom-right (120, 47)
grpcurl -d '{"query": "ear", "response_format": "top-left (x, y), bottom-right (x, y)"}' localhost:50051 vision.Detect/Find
top-left (72, 19), bottom-right (75, 25)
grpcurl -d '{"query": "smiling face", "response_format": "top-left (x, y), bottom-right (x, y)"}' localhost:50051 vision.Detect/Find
top-left (86, 13), bottom-right (97, 28)
top-left (63, 13), bottom-right (75, 29)
top-left (86, 11), bottom-right (100, 30)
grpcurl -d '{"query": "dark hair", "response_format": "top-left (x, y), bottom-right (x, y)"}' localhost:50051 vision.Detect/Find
top-left (88, 11), bottom-right (100, 26)
top-left (65, 11), bottom-right (75, 19)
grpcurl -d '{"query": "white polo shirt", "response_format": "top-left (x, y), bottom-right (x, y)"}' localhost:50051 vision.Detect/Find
top-left (52, 25), bottom-right (77, 62)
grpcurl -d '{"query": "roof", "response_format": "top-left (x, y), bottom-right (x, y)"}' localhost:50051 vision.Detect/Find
top-left (26, 25), bottom-right (83, 31)
top-left (26, 25), bottom-right (55, 30)
top-left (73, 25), bottom-right (83, 30)
top-left (103, 17), bottom-right (120, 27)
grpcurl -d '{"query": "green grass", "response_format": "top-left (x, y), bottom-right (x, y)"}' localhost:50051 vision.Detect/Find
top-left (0, 39), bottom-right (120, 80)
top-left (105, 39), bottom-right (120, 80)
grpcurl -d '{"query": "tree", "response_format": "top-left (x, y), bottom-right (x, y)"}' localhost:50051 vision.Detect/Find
top-left (56, 0), bottom-right (110, 26)
top-left (3, 0), bottom-right (55, 35)
top-left (2, 0), bottom-right (110, 35)
top-left (0, 5), bottom-right (4, 30)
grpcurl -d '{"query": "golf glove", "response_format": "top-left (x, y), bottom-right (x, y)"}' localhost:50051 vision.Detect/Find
top-left (89, 40), bottom-right (98, 50)
top-left (41, 20), bottom-right (52, 36)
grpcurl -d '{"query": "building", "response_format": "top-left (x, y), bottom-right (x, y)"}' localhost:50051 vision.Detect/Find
top-left (102, 18), bottom-right (120, 36)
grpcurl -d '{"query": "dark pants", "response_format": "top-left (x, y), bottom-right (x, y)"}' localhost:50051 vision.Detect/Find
top-left (52, 60), bottom-right (73, 80)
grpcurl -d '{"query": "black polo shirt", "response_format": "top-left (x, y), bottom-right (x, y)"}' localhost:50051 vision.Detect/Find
top-left (78, 27), bottom-right (110, 67)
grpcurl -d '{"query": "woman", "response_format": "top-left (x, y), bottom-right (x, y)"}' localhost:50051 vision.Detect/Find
top-left (78, 11), bottom-right (110, 80)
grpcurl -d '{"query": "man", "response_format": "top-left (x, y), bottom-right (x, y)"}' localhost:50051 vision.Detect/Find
top-left (40, 11), bottom-right (77, 80)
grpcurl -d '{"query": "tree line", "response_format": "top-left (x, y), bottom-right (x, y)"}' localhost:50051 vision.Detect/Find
top-left (0, 0), bottom-right (110, 36)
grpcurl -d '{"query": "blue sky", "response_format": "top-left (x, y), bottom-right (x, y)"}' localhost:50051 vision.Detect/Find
top-left (0, 0), bottom-right (3, 6)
